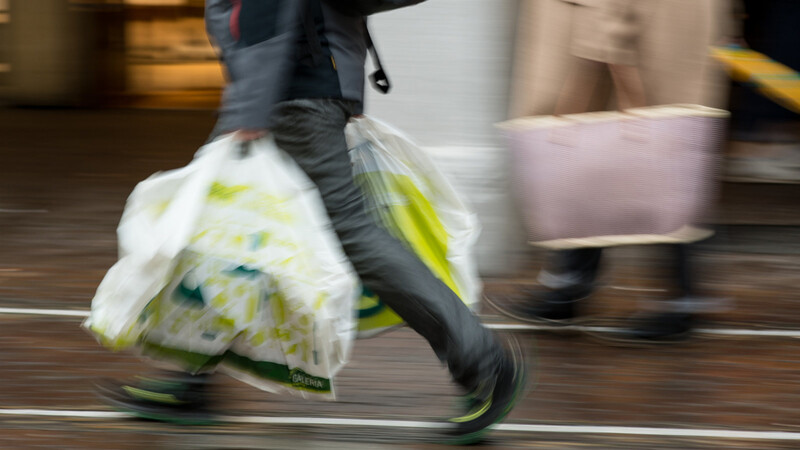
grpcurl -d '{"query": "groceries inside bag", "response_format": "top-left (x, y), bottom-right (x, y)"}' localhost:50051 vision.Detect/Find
top-left (346, 116), bottom-right (482, 338)
top-left (85, 135), bottom-right (359, 400)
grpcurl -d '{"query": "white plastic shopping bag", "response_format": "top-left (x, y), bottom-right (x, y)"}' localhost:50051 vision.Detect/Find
top-left (345, 116), bottom-right (482, 338)
top-left (85, 135), bottom-right (359, 399)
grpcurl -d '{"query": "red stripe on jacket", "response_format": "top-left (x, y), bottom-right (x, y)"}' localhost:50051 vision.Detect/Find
top-left (229, 0), bottom-right (242, 41)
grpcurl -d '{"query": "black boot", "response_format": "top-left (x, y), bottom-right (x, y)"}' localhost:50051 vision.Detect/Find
top-left (489, 248), bottom-right (600, 324)
top-left (627, 311), bottom-right (693, 342)
top-left (595, 311), bottom-right (694, 346)
top-left (489, 284), bottom-right (591, 325)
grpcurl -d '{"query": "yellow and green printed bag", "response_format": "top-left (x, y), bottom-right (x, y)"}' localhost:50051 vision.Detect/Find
top-left (346, 116), bottom-right (482, 338)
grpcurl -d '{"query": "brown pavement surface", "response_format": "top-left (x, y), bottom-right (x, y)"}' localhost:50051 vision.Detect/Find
top-left (2, 107), bottom-right (800, 448)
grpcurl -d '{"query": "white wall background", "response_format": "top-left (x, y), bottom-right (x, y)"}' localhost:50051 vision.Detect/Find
top-left (363, 1), bottom-right (528, 276)
top-left (364, 0), bottom-right (518, 147)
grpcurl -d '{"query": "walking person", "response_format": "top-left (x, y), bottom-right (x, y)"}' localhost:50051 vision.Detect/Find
top-left (99, 0), bottom-right (526, 443)
top-left (501, 0), bottom-right (740, 342)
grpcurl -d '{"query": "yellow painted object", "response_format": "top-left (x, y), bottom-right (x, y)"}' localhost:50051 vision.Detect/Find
top-left (711, 45), bottom-right (800, 113)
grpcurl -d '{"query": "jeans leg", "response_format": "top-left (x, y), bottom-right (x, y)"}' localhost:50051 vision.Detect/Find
top-left (671, 244), bottom-right (693, 298)
top-left (269, 99), bottom-right (502, 392)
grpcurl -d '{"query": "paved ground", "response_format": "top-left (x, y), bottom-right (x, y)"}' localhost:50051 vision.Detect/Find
top-left (1, 107), bottom-right (800, 449)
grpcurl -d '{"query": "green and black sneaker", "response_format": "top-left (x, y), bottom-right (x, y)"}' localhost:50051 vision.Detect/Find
top-left (447, 336), bottom-right (528, 445)
top-left (95, 371), bottom-right (217, 425)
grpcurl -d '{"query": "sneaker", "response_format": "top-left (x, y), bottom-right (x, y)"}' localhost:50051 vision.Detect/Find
top-left (96, 372), bottom-right (217, 425)
top-left (447, 336), bottom-right (528, 444)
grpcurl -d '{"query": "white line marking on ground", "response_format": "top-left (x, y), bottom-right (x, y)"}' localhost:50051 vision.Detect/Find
top-left (2, 307), bottom-right (800, 338)
top-left (223, 415), bottom-right (444, 429)
top-left (608, 285), bottom-right (668, 293)
top-left (0, 409), bottom-right (799, 441)
top-left (0, 409), bottom-right (125, 419)
top-left (484, 323), bottom-right (800, 337)
top-left (492, 424), bottom-right (800, 441)
top-left (696, 328), bottom-right (800, 337)
top-left (0, 307), bottom-right (90, 318)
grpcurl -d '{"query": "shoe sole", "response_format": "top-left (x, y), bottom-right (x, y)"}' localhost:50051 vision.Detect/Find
top-left (583, 328), bottom-right (696, 348)
top-left (579, 318), bottom-right (698, 348)
top-left (483, 294), bottom-right (590, 330)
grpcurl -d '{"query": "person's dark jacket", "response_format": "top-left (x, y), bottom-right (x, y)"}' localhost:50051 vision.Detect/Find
top-left (205, 0), bottom-right (368, 132)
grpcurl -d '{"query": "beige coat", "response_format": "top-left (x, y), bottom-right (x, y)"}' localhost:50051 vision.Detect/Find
top-left (508, 0), bottom-right (739, 118)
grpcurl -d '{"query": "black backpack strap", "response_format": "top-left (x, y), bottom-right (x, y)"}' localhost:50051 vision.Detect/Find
top-left (301, 2), bottom-right (391, 94)
top-left (365, 21), bottom-right (391, 94)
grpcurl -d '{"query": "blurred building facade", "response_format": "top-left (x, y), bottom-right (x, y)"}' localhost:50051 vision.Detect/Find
top-left (0, 0), bottom-right (125, 105)
top-left (0, 0), bottom-right (9, 87)
top-left (0, 0), bottom-right (220, 106)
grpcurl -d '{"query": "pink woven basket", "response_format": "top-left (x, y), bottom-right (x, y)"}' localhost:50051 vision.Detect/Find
top-left (498, 105), bottom-right (728, 249)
